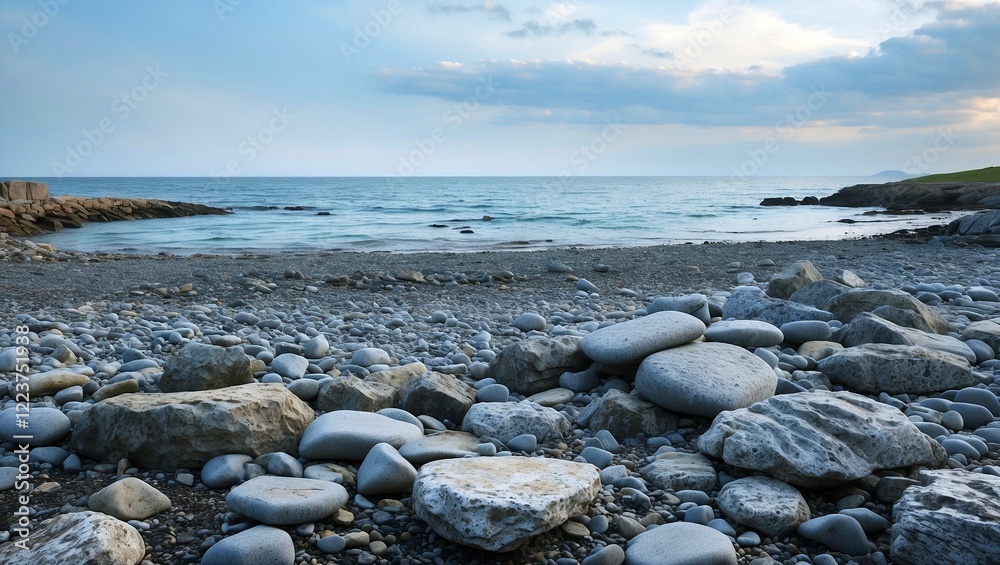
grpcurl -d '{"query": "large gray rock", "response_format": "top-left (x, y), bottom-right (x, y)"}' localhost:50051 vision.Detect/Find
top-left (625, 522), bottom-right (737, 565)
top-left (717, 476), bottom-right (810, 537)
top-left (159, 342), bottom-right (252, 392)
top-left (788, 280), bottom-right (853, 309)
top-left (315, 375), bottom-right (396, 412)
top-left (816, 344), bottom-right (973, 395)
top-left (768, 260), bottom-right (824, 300)
top-left (962, 320), bottom-right (1000, 352)
top-left (586, 389), bottom-right (678, 440)
top-left (891, 470), bottom-right (1000, 565)
top-left (0, 510), bottom-right (145, 565)
top-left (489, 336), bottom-right (590, 395)
top-left (580, 311), bottom-right (705, 365)
top-left (462, 400), bottom-right (570, 443)
top-left (299, 410), bottom-right (423, 461)
top-left (640, 452), bottom-right (717, 492)
top-left (70, 384), bottom-right (313, 470)
top-left (399, 371), bottom-right (477, 424)
top-left (227, 475), bottom-right (349, 525)
top-left (356, 442), bottom-right (418, 495)
top-left (723, 286), bottom-right (833, 326)
top-left (635, 342), bottom-right (777, 418)
top-left (412, 457), bottom-right (600, 552)
top-left (825, 289), bottom-right (951, 334)
top-left (837, 312), bottom-right (976, 363)
top-left (699, 391), bottom-right (946, 488)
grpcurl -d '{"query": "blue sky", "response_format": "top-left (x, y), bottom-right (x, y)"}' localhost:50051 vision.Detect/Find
top-left (1, 0), bottom-right (997, 177)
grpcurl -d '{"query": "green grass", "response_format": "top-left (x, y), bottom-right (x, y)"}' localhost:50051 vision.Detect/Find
top-left (908, 166), bottom-right (1000, 183)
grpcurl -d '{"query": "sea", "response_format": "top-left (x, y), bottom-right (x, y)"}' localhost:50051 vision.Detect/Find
top-left (28, 176), bottom-right (960, 255)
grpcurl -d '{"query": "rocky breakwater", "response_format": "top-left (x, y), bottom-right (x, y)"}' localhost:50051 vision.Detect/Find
top-left (0, 181), bottom-right (227, 237)
top-left (1, 255), bottom-right (1000, 564)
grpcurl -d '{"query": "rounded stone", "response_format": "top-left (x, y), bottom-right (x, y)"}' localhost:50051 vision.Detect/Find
top-left (0, 407), bottom-right (71, 446)
top-left (226, 476), bottom-right (349, 525)
top-left (476, 383), bottom-right (510, 403)
top-left (797, 514), bottom-right (871, 556)
top-left (201, 454), bottom-right (253, 489)
top-left (635, 342), bottom-right (777, 417)
top-left (88, 477), bottom-right (172, 521)
top-left (717, 476), bottom-right (810, 537)
top-left (513, 313), bottom-right (547, 332)
top-left (351, 348), bottom-right (392, 367)
top-left (625, 522), bottom-right (737, 565)
top-left (581, 311), bottom-right (706, 365)
top-left (779, 320), bottom-right (833, 344)
top-left (202, 525), bottom-right (295, 565)
top-left (299, 410), bottom-right (423, 461)
top-left (356, 443), bottom-right (418, 496)
top-left (704, 320), bottom-right (784, 349)
top-left (270, 354), bottom-right (309, 379)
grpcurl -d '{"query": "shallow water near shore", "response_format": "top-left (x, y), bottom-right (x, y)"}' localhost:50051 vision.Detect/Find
top-left (31, 176), bottom-right (960, 254)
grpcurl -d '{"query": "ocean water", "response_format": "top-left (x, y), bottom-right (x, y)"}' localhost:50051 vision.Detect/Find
top-left (28, 176), bottom-right (958, 254)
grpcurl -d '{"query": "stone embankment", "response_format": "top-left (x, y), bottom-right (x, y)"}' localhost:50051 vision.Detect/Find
top-left (0, 180), bottom-right (227, 237)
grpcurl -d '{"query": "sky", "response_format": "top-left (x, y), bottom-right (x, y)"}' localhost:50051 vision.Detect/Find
top-left (0, 0), bottom-right (998, 177)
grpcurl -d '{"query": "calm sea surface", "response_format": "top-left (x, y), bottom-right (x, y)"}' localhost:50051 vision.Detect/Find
top-left (28, 176), bottom-right (957, 254)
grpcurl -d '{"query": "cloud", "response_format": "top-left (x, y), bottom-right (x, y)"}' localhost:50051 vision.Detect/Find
top-left (504, 18), bottom-right (597, 38)
top-left (377, 2), bottom-right (1000, 130)
top-left (629, 44), bottom-right (673, 59)
top-left (426, 1), bottom-right (512, 22)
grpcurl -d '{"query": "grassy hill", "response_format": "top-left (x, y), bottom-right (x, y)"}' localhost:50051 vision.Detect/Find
top-left (909, 166), bottom-right (1000, 183)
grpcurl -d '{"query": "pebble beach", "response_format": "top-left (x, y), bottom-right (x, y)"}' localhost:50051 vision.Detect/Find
top-left (1, 232), bottom-right (1000, 565)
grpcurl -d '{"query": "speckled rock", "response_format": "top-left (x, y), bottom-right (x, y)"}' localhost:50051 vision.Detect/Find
top-left (717, 476), bottom-right (810, 537)
top-left (0, 511), bottom-right (145, 565)
top-left (489, 336), bottom-right (590, 395)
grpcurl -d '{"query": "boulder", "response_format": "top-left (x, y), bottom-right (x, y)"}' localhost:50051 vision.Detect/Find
top-left (412, 457), bottom-right (600, 552)
top-left (767, 260), bottom-right (824, 300)
top-left (581, 311), bottom-right (705, 365)
top-left (891, 470), bottom-right (1000, 565)
top-left (824, 289), bottom-right (950, 334)
top-left (722, 286), bottom-right (833, 326)
top-left (315, 375), bottom-right (396, 412)
top-left (70, 384), bottom-right (313, 470)
top-left (640, 452), bottom-right (718, 492)
top-left (717, 476), bottom-right (810, 537)
top-left (0, 511), bottom-right (145, 565)
top-left (586, 389), bottom-right (678, 440)
top-left (489, 336), bottom-right (590, 395)
top-left (699, 391), bottom-right (947, 488)
top-left (462, 400), bottom-right (571, 443)
top-left (962, 320), bottom-right (1000, 352)
top-left (399, 371), bottom-right (477, 424)
top-left (159, 342), bottom-right (252, 392)
top-left (365, 362), bottom-right (427, 388)
top-left (837, 312), bottom-right (976, 363)
top-left (788, 280), bottom-right (853, 309)
top-left (298, 410), bottom-right (423, 461)
top-left (356, 442), bottom-right (418, 495)
top-left (816, 344), bottom-right (973, 395)
top-left (635, 342), bottom-right (777, 418)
